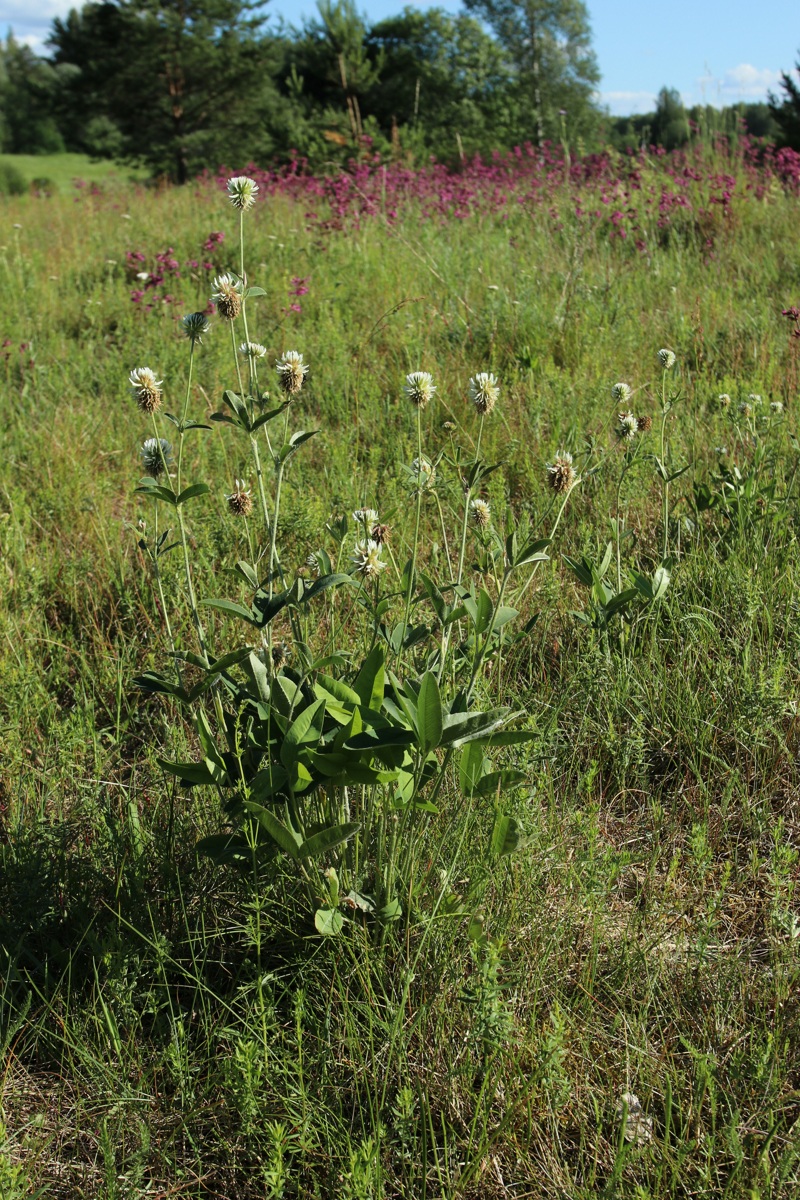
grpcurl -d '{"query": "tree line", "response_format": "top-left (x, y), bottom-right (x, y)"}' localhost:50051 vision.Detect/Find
top-left (0, 0), bottom-right (797, 182)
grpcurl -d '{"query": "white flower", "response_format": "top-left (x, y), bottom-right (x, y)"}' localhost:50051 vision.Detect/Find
top-left (771, 400), bottom-right (784, 415)
top-left (181, 312), bottom-right (211, 343)
top-left (239, 341), bottom-right (267, 358)
top-left (615, 1093), bottom-right (653, 1146)
top-left (306, 552), bottom-right (321, 577)
top-left (404, 372), bottom-right (436, 409)
top-left (718, 393), bottom-right (731, 409)
top-left (470, 498), bottom-right (491, 528)
top-left (611, 382), bottom-right (631, 403)
top-left (748, 393), bottom-right (762, 404)
top-left (227, 176), bottom-right (259, 212)
top-left (351, 539), bottom-right (387, 578)
top-left (739, 400), bottom-right (753, 419)
top-left (210, 273), bottom-right (243, 320)
top-left (352, 508), bottom-right (379, 526)
top-left (658, 349), bottom-right (676, 370)
top-left (715, 446), bottom-right (728, 456)
top-left (129, 366), bottom-right (163, 413)
top-left (617, 410), bottom-right (638, 441)
top-left (469, 372), bottom-right (499, 416)
top-left (276, 350), bottom-right (308, 395)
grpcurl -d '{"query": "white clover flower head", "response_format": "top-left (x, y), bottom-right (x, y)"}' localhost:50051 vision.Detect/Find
top-left (211, 273), bottom-right (243, 320)
top-left (739, 400), bottom-right (753, 418)
top-left (306, 552), bottom-right (321, 577)
top-left (411, 456), bottom-right (436, 490)
top-left (181, 312), bottom-right (211, 343)
top-left (618, 410), bottom-right (639, 441)
top-left (351, 539), bottom-right (387, 578)
top-left (470, 498), bottom-right (491, 529)
top-left (658, 349), bottom-right (676, 370)
top-left (140, 437), bottom-right (173, 478)
top-left (546, 451), bottom-right (575, 494)
top-left (239, 341), bottom-right (267, 359)
top-left (748, 393), bottom-right (762, 404)
top-left (276, 350), bottom-right (308, 395)
top-left (129, 366), bottom-right (163, 414)
top-left (718, 393), bottom-right (731, 409)
top-left (227, 478), bottom-right (252, 516)
top-left (469, 372), bottom-right (499, 416)
top-left (771, 400), bottom-right (784, 415)
top-left (715, 446), bottom-right (728, 456)
top-left (404, 371), bottom-right (436, 409)
top-left (227, 176), bottom-right (259, 212)
top-left (352, 508), bottom-right (379, 527)
top-left (611, 382), bottom-right (631, 403)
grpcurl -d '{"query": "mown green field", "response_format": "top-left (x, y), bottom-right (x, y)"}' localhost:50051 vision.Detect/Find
top-left (1, 153), bottom-right (799, 1198)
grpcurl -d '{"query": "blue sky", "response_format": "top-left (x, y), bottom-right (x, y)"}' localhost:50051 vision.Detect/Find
top-left (4, 0), bottom-right (795, 115)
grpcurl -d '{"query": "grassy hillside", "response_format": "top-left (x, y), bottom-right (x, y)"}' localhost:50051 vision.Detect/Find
top-left (0, 151), bottom-right (147, 190)
top-left (1, 145), bottom-right (799, 1198)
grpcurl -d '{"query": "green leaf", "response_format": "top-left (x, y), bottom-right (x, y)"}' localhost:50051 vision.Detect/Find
top-left (514, 537), bottom-right (551, 568)
top-left (459, 741), bottom-right (490, 795)
top-left (491, 606), bottom-right (519, 632)
top-left (244, 803), bottom-right (301, 859)
top-left (474, 768), bottom-right (527, 797)
top-left (353, 644), bottom-right (385, 710)
top-left (280, 698), bottom-right (326, 767)
top-left (416, 671), bottom-right (443, 754)
top-left (564, 554), bottom-right (593, 588)
top-left (651, 565), bottom-right (671, 601)
top-left (200, 597), bottom-right (259, 625)
top-left (346, 728), bottom-right (416, 750)
top-left (245, 285), bottom-right (267, 298)
top-left (250, 400), bottom-right (292, 432)
top-left (210, 412), bottom-right (241, 428)
top-left (299, 822), bottom-right (360, 859)
top-left (135, 481), bottom-right (178, 506)
top-left (300, 573), bottom-right (356, 603)
top-left (176, 482), bottom-right (210, 506)
top-left (441, 708), bottom-right (517, 747)
top-left (315, 908), bottom-right (344, 936)
top-left (132, 672), bottom-right (188, 703)
top-left (490, 812), bottom-right (522, 857)
top-left (475, 588), bottom-right (494, 634)
top-left (234, 560), bottom-right (259, 590)
top-left (157, 758), bottom-right (214, 786)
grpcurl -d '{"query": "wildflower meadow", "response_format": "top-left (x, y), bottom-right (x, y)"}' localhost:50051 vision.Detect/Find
top-left (1, 139), bottom-right (799, 1197)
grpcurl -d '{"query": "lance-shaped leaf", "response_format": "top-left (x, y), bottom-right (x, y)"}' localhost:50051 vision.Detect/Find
top-left (244, 802), bottom-right (301, 859)
top-left (176, 482), bottom-right (210, 506)
top-left (298, 822), bottom-right (361, 860)
top-left (199, 598), bottom-right (260, 626)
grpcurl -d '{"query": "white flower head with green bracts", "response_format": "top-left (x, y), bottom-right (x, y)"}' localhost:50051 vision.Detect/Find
top-left (140, 437), bottom-right (173, 478)
top-left (410, 456), bottom-right (436, 490)
top-left (658, 349), bottom-right (676, 370)
top-left (276, 350), bottom-right (308, 395)
top-left (306, 552), bottom-right (321, 577)
top-left (611, 382), bottom-right (631, 403)
top-left (239, 341), bottom-right (267, 359)
top-left (404, 371), bottom-right (436, 409)
top-left (748, 393), bottom-right (762, 405)
top-left (617, 411), bottom-right (638, 441)
top-left (226, 176), bottom-right (259, 212)
top-left (351, 539), bottom-right (387, 578)
top-left (211, 273), bottom-right (243, 321)
top-left (739, 399), bottom-right (754, 418)
top-left (129, 367), bottom-right (163, 414)
top-left (469, 372), bottom-right (499, 416)
top-left (771, 400), bottom-right (784, 415)
top-left (181, 312), bottom-right (211, 343)
top-left (470, 498), bottom-right (491, 528)
top-left (718, 393), bottom-right (731, 409)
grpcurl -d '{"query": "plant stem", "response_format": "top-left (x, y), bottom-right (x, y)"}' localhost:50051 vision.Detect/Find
top-left (401, 405), bottom-right (424, 640)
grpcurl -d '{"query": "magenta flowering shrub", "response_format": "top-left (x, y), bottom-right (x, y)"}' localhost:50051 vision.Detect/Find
top-left (208, 136), bottom-right (800, 252)
top-left (124, 229), bottom-right (227, 311)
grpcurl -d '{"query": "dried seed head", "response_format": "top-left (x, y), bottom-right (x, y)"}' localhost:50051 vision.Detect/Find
top-left (239, 341), bottom-right (267, 359)
top-left (271, 640), bottom-right (291, 670)
top-left (404, 371), bottom-right (436, 409)
top-left (129, 367), bottom-right (163, 414)
top-left (227, 176), bottom-right (259, 212)
top-left (227, 478), bottom-right (253, 516)
top-left (470, 498), bottom-right (491, 529)
top-left (351, 539), bottom-right (387, 578)
top-left (636, 414), bottom-right (653, 432)
top-left (140, 437), bottom-right (173, 478)
top-left (181, 312), bottom-right (211, 343)
top-left (546, 451), bottom-right (575, 494)
top-left (658, 348), bottom-right (676, 370)
top-left (611, 382), bottom-right (631, 403)
top-left (371, 522), bottom-right (391, 545)
top-left (211, 273), bottom-right (243, 321)
top-left (276, 350), bottom-right (308, 395)
top-left (469, 372), bottom-right (499, 416)
top-left (617, 410), bottom-right (638, 441)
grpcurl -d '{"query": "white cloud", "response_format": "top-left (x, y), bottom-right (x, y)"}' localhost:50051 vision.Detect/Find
top-left (601, 90), bottom-right (657, 116)
top-left (697, 64), bottom-right (783, 103)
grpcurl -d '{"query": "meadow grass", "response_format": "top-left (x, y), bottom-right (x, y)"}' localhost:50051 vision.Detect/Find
top-left (0, 152), bottom-right (147, 191)
top-left (1, 151), bottom-right (799, 1197)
